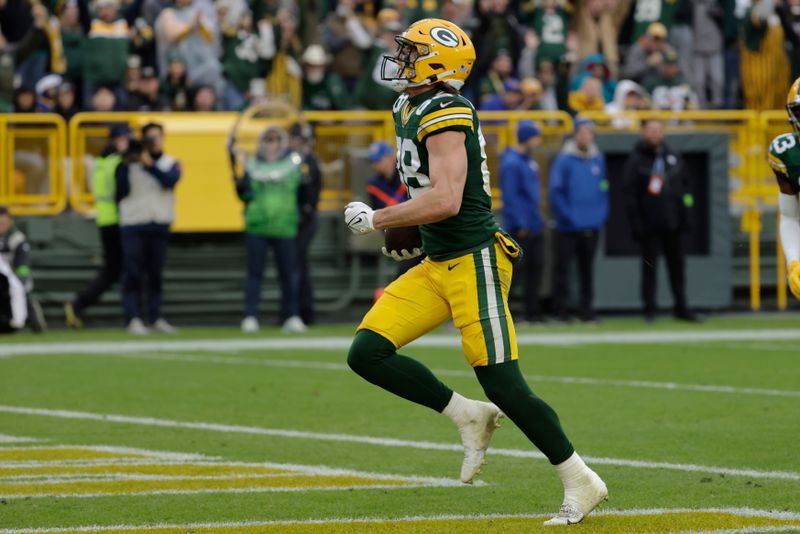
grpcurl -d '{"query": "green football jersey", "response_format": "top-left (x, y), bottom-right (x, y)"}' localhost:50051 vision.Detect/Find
top-left (768, 133), bottom-right (800, 194)
top-left (630, 0), bottom-right (676, 43)
top-left (392, 87), bottom-right (499, 261)
top-left (530, 8), bottom-right (570, 63)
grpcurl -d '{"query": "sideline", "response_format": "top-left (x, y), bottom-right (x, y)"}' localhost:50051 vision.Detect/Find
top-left (1, 329), bottom-right (800, 357)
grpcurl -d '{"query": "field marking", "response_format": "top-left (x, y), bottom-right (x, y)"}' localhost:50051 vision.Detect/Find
top-left (0, 445), bottom-right (210, 460)
top-left (679, 529), bottom-right (799, 534)
top-left (0, 444), bottom-right (472, 500)
top-left (1, 328), bottom-right (800, 357)
top-left (108, 351), bottom-right (800, 399)
top-left (1, 473), bottom-right (391, 482)
top-left (0, 483), bottom-right (456, 500)
top-left (1, 508), bottom-right (799, 534)
top-left (0, 434), bottom-right (42, 444)
top-left (1, 404), bottom-right (798, 482)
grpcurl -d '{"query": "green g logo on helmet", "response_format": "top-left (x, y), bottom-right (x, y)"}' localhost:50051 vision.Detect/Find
top-left (430, 26), bottom-right (459, 48)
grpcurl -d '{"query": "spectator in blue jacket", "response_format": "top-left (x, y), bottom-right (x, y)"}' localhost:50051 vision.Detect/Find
top-left (549, 118), bottom-right (609, 323)
top-left (500, 121), bottom-right (545, 323)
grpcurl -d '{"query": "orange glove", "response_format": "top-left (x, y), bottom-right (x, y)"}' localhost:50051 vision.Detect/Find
top-left (788, 260), bottom-right (800, 301)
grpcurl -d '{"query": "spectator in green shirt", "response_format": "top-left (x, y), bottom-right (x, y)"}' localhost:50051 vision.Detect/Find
top-left (526, 0), bottom-right (571, 65)
top-left (630, 0), bottom-right (678, 43)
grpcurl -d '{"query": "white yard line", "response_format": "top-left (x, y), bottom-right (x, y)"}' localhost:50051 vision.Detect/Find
top-left (678, 528), bottom-right (799, 534)
top-left (1, 405), bottom-right (798, 482)
top-left (0, 444), bottom-right (211, 460)
top-left (108, 352), bottom-right (800, 399)
top-left (1, 329), bottom-right (800, 357)
top-left (0, 435), bottom-right (42, 444)
top-left (0, 473), bottom-right (390, 482)
top-left (1, 507), bottom-right (799, 533)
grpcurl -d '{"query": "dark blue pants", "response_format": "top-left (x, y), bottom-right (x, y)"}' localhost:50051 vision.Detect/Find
top-left (296, 213), bottom-right (318, 324)
top-left (245, 234), bottom-right (298, 321)
top-left (553, 230), bottom-right (599, 321)
top-left (120, 225), bottom-right (170, 323)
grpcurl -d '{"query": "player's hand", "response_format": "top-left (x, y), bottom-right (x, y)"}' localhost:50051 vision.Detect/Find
top-left (344, 202), bottom-right (375, 235)
top-left (382, 247), bottom-right (422, 262)
top-left (788, 260), bottom-right (800, 300)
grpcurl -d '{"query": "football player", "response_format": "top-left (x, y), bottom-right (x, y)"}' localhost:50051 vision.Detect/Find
top-left (344, 19), bottom-right (607, 525)
top-left (768, 78), bottom-right (800, 301)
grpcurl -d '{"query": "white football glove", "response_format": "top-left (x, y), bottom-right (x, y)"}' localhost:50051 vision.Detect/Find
top-left (344, 202), bottom-right (375, 235)
top-left (382, 247), bottom-right (423, 262)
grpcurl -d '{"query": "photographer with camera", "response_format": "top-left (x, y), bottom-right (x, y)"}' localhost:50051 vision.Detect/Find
top-left (115, 122), bottom-right (181, 335)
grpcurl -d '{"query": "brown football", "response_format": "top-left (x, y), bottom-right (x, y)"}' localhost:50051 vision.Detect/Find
top-left (384, 226), bottom-right (422, 253)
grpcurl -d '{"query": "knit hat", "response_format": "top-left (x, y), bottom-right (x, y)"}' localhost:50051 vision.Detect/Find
top-left (573, 117), bottom-right (595, 133)
top-left (368, 141), bottom-right (394, 162)
top-left (517, 121), bottom-right (541, 143)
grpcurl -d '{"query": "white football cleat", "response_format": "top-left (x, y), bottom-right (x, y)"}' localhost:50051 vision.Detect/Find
top-left (241, 316), bottom-right (259, 333)
top-left (456, 401), bottom-right (504, 483)
top-left (151, 318), bottom-right (178, 334)
top-left (282, 315), bottom-right (307, 334)
top-left (126, 318), bottom-right (149, 336)
top-left (544, 469), bottom-right (608, 526)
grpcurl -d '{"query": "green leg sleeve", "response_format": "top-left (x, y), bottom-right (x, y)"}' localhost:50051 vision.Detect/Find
top-left (475, 360), bottom-right (575, 464)
top-left (348, 329), bottom-right (453, 413)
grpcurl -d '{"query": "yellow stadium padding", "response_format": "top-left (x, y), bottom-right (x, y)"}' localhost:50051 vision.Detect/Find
top-left (3, 109), bottom-right (795, 311)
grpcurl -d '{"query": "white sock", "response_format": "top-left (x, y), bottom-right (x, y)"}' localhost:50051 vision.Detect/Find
top-left (554, 452), bottom-right (591, 491)
top-left (442, 392), bottom-right (474, 426)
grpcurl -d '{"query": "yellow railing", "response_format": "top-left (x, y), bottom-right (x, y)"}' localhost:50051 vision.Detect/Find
top-left (1, 109), bottom-right (796, 310)
top-left (66, 110), bottom-right (573, 230)
top-left (0, 113), bottom-right (67, 215)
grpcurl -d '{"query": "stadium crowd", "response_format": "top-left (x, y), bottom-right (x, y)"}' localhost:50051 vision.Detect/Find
top-left (3, 0), bottom-right (800, 115)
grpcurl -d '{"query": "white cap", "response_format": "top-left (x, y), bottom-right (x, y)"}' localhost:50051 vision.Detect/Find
top-left (302, 45), bottom-right (328, 66)
top-left (35, 74), bottom-right (63, 96)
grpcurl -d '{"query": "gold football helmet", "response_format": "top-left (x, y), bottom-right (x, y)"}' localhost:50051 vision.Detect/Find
top-left (381, 18), bottom-right (475, 92)
top-left (787, 77), bottom-right (800, 133)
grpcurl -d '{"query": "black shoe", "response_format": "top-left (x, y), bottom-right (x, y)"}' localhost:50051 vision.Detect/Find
top-left (644, 312), bottom-right (656, 324)
top-left (674, 309), bottom-right (702, 323)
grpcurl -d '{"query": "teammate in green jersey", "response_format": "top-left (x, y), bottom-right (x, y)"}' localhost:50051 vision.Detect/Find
top-left (769, 77), bottom-right (800, 300)
top-left (343, 18), bottom-right (608, 525)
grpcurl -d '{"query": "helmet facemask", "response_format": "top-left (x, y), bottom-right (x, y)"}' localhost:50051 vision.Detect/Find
top-left (381, 37), bottom-right (426, 92)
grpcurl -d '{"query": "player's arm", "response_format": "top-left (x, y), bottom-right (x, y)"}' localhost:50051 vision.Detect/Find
top-left (779, 180), bottom-right (800, 265)
top-left (773, 157), bottom-right (800, 299)
top-left (371, 131), bottom-right (468, 229)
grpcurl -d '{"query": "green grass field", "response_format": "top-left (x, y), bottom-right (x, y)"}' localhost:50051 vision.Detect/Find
top-left (0, 316), bottom-right (799, 533)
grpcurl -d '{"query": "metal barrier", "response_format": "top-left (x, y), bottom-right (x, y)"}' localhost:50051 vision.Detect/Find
top-left (2, 109), bottom-right (796, 310)
top-left (0, 113), bottom-right (67, 215)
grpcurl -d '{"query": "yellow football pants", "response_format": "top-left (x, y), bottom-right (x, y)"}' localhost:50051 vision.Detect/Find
top-left (358, 234), bottom-right (519, 367)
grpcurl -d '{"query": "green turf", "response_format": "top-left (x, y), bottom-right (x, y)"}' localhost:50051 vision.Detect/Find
top-left (0, 316), bottom-right (798, 530)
